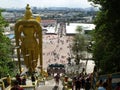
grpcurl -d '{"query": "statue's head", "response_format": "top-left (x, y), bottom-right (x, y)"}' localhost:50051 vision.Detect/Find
top-left (24, 4), bottom-right (33, 20)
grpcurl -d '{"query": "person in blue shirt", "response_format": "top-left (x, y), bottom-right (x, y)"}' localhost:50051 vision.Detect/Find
top-left (98, 81), bottom-right (107, 90)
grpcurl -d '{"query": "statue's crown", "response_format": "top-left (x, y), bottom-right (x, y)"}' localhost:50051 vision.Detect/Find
top-left (24, 4), bottom-right (33, 20)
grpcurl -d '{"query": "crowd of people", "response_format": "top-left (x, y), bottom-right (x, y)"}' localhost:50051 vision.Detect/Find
top-left (43, 34), bottom-right (73, 69)
top-left (63, 68), bottom-right (93, 90)
top-left (9, 73), bottom-right (36, 90)
top-left (5, 67), bottom-right (120, 90)
top-left (57, 66), bottom-right (120, 90)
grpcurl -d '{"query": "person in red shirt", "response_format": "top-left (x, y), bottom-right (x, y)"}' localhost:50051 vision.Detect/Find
top-left (11, 80), bottom-right (24, 90)
top-left (115, 82), bottom-right (120, 90)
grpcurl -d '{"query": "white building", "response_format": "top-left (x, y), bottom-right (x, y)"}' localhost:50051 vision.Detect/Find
top-left (66, 23), bottom-right (95, 35)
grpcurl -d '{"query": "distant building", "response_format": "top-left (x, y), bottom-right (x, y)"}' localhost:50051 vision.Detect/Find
top-left (41, 21), bottom-right (95, 36)
top-left (41, 19), bottom-right (57, 34)
top-left (66, 23), bottom-right (95, 35)
top-left (41, 20), bottom-right (57, 27)
top-left (2, 12), bottom-right (23, 23)
top-left (83, 16), bottom-right (93, 23)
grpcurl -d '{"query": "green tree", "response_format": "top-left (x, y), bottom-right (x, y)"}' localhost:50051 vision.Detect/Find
top-left (71, 26), bottom-right (86, 65)
top-left (0, 9), bottom-right (16, 78)
top-left (88, 0), bottom-right (120, 74)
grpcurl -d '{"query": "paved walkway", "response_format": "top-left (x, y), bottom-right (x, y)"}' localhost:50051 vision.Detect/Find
top-left (42, 34), bottom-right (95, 74)
top-left (36, 79), bottom-right (63, 90)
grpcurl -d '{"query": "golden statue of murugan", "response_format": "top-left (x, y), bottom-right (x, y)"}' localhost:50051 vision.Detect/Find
top-left (15, 4), bottom-right (42, 73)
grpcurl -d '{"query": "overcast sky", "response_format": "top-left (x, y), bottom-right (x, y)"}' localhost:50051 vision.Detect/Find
top-left (0, 0), bottom-right (93, 9)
